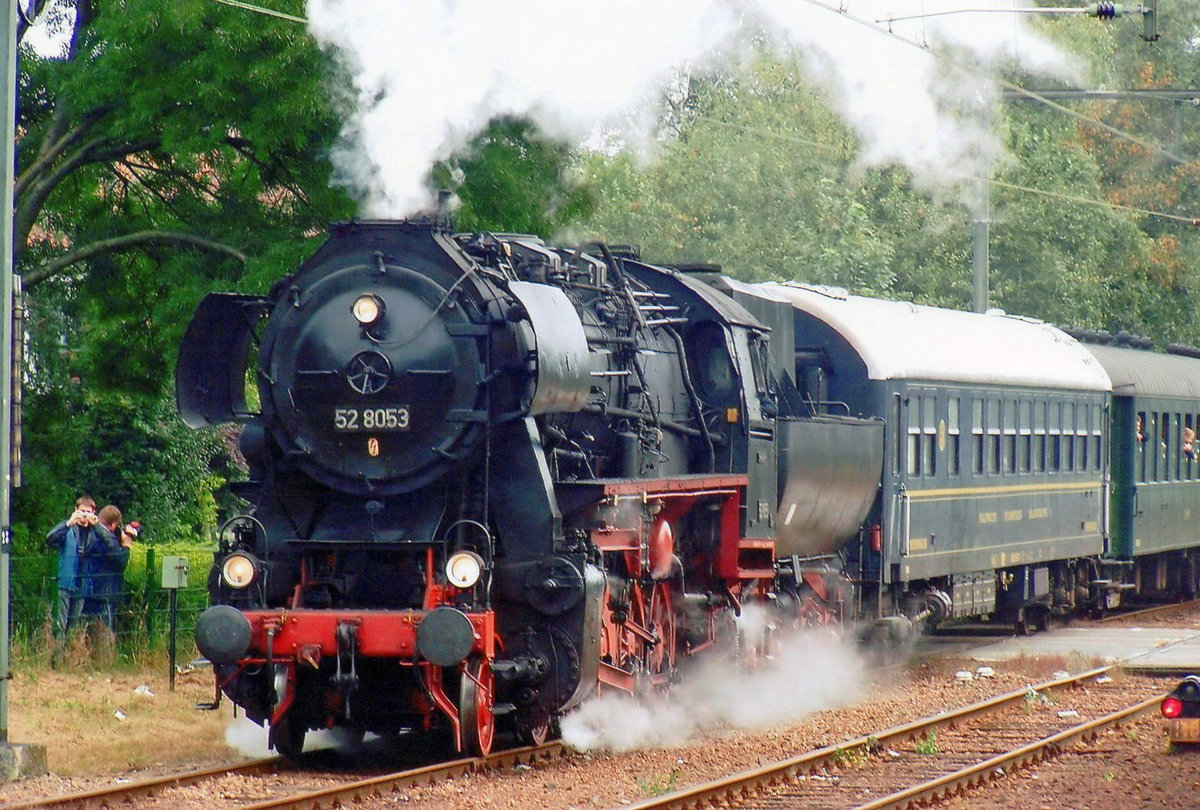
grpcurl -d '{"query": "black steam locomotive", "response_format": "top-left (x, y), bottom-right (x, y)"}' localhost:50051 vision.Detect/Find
top-left (180, 219), bottom-right (881, 756)
top-left (181, 218), bottom-right (1200, 757)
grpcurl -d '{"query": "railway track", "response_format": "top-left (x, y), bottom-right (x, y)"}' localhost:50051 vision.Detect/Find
top-left (1, 757), bottom-right (286, 810)
top-left (1094, 597), bottom-right (1200, 624)
top-left (16, 741), bottom-right (563, 810)
top-left (622, 667), bottom-right (1165, 810)
top-left (237, 741), bottom-right (562, 810)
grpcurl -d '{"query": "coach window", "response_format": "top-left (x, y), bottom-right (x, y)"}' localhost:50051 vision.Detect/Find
top-left (1064, 402), bottom-right (1077, 472)
top-left (1092, 403), bottom-right (1103, 473)
top-left (1078, 404), bottom-right (1089, 471)
top-left (1018, 400), bottom-right (1032, 473)
top-left (891, 396), bottom-right (902, 477)
top-left (948, 398), bottom-right (961, 476)
top-left (1136, 411), bottom-right (1148, 482)
top-left (1172, 413), bottom-right (1181, 480)
top-left (1046, 401), bottom-right (1058, 472)
top-left (1187, 415), bottom-right (1196, 478)
top-left (1168, 413), bottom-right (1177, 480)
top-left (1137, 412), bottom-right (1147, 482)
top-left (1152, 412), bottom-right (1163, 481)
top-left (1077, 403), bottom-right (1088, 471)
top-left (1033, 401), bottom-right (1047, 473)
top-left (907, 399), bottom-right (921, 477)
top-left (1156, 415), bottom-right (1166, 477)
top-left (921, 396), bottom-right (937, 477)
top-left (1148, 412), bottom-right (1160, 481)
top-left (1002, 399), bottom-right (1016, 474)
top-left (987, 398), bottom-right (1001, 474)
top-left (973, 398), bottom-right (984, 475)
top-left (1078, 403), bottom-right (1090, 472)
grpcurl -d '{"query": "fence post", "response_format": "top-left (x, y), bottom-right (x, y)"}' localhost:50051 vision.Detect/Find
top-left (143, 548), bottom-right (157, 640)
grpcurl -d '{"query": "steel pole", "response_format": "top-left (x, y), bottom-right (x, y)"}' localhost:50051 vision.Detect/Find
top-left (0, 1), bottom-right (45, 780)
top-left (1, 0), bottom-right (18, 746)
top-left (971, 173), bottom-right (990, 314)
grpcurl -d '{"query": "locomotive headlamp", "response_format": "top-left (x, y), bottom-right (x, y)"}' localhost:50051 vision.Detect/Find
top-left (221, 552), bottom-right (257, 589)
top-left (352, 294), bottom-right (385, 326)
top-left (445, 550), bottom-right (485, 589)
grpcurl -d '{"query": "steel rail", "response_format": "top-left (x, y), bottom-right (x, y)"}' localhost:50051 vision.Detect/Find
top-left (853, 694), bottom-right (1163, 810)
top-left (3, 757), bottom-right (285, 810)
top-left (622, 667), bottom-right (1116, 810)
top-left (1095, 597), bottom-right (1200, 624)
top-left (237, 741), bottom-right (563, 810)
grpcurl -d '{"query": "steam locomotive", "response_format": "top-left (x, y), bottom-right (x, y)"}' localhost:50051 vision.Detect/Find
top-left (181, 218), bottom-right (1200, 757)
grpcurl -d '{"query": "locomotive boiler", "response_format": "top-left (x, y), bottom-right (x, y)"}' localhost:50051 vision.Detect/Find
top-left (179, 219), bottom-right (883, 756)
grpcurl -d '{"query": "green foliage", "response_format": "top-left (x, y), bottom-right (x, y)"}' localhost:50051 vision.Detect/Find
top-left (635, 767), bottom-right (681, 797)
top-left (914, 729), bottom-right (940, 756)
top-left (581, 57), bottom-right (895, 293)
top-left (577, 34), bottom-right (1200, 348)
top-left (831, 744), bottom-right (870, 769)
top-left (11, 1), bottom-right (350, 634)
top-left (432, 116), bottom-right (595, 237)
top-left (13, 392), bottom-right (226, 551)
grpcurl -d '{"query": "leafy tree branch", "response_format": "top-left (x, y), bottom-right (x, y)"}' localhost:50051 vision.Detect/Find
top-left (24, 230), bottom-right (247, 288)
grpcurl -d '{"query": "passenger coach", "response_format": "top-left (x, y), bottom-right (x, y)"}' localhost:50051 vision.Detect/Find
top-left (1080, 336), bottom-right (1200, 602)
top-left (728, 281), bottom-right (1113, 632)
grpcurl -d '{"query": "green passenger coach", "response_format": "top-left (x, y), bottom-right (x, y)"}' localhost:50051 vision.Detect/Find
top-left (1085, 339), bottom-right (1200, 600)
top-left (727, 280), bottom-right (1116, 633)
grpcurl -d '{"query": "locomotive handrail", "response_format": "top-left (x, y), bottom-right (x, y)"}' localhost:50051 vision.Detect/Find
top-left (805, 399), bottom-right (852, 416)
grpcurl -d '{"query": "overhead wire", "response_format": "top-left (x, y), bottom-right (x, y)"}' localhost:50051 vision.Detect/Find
top-left (705, 0), bottom-right (1200, 225)
top-left (211, 0), bottom-right (307, 24)
top-left (978, 176), bottom-right (1200, 225)
top-left (690, 113), bottom-right (1200, 227)
top-left (209, 0), bottom-right (1197, 225)
top-left (797, 0), bottom-right (1190, 165)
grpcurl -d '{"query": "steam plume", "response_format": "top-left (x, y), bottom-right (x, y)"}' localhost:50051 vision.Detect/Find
top-left (561, 623), bottom-right (866, 752)
top-left (306, 0), bottom-right (1078, 216)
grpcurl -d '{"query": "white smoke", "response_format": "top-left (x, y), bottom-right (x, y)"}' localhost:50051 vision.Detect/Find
top-left (306, 0), bottom-right (1079, 216)
top-left (560, 622), bottom-right (867, 752)
top-left (226, 717), bottom-right (273, 757)
top-left (224, 717), bottom-right (362, 757)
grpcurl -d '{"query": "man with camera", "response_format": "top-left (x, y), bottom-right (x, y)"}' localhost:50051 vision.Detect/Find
top-left (45, 495), bottom-right (115, 663)
top-left (86, 505), bottom-right (137, 633)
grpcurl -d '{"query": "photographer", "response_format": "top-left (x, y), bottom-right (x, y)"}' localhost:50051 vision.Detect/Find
top-left (45, 496), bottom-right (115, 663)
top-left (84, 506), bottom-right (135, 633)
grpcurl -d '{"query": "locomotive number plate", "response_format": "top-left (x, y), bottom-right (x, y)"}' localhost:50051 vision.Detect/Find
top-left (333, 406), bottom-right (410, 431)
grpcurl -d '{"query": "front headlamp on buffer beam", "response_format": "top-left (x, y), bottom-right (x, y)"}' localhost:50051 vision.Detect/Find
top-left (445, 550), bottom-right (485, 589)
top-left (352, 294), bottom-right (385, 326)
top-left (221, 552), bottom-right (258, 589)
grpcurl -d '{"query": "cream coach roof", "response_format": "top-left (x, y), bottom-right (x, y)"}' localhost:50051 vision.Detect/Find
top-left (727, 280), bottom-right (1112, 392)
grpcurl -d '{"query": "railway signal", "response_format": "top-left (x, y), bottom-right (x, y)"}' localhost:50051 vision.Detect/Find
top-left (1161, 675), bottom-right (1200, 743)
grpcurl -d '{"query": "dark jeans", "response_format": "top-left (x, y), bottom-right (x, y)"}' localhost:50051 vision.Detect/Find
top-left (54, 588), bottom-right (84, 643)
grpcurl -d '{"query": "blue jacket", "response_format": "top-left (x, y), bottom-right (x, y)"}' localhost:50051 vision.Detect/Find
top-left (46, 521), bottom-right (116, 594)
top-left (83, 529), bottom-right (129, 603)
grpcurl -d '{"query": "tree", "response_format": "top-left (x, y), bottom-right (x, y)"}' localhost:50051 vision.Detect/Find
top-left (431, 116), bottom-right (594, 238)
top-left (17, 1), bottom-right (352, 348)
top-left (581, 57), bottom-right (931, 294)
top-left (13, 0), bottom-right (353, 554)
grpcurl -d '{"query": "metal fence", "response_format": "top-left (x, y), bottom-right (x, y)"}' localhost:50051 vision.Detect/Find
top-left (12, 545), bottom-right (213, 662)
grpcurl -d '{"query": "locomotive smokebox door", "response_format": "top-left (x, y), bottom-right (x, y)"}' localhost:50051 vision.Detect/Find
top-left (162, 555), bottom-right (189, 589)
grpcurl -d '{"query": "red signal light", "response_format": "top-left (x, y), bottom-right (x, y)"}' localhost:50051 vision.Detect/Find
top-left (1162, 696), bottom-right (1185, 718)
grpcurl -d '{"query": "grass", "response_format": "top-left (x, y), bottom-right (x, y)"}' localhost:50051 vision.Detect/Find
top-left (914, 730), bottom-right (940, 756)
top-left (636, 767), bottom-right (681, 796)
top-left (831, 745), bottom-right (869, 769)
top-left (4, 651), bottom-right (240, 777)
